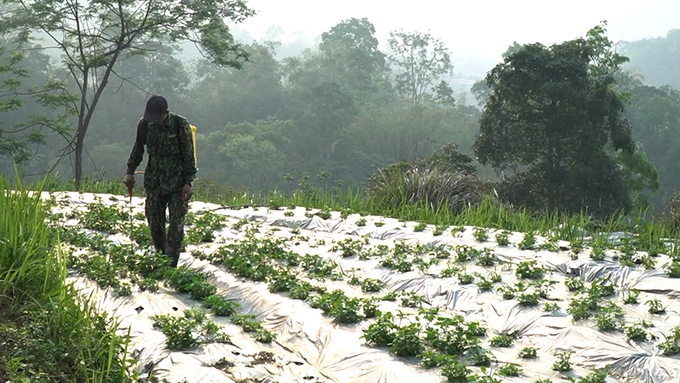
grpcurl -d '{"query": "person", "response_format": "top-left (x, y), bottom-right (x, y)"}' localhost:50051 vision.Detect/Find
top-left (123, 95), bottom-right (197, 267)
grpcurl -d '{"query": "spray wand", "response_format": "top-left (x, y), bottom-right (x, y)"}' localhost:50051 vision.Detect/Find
top-left (128, 183), bottom-right (134, 252)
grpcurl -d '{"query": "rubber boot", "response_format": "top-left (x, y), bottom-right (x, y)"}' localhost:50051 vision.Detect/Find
top-left (166, 246), bottom-right (181, 268)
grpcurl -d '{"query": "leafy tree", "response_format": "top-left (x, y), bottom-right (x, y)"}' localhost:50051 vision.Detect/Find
top-left (0, 0), bottom-right (256, 187)
top-left (625, 84), bottom-right (680, 204)
top-left (0, 35), bottom-right (75, 174)
top-left (474, 23), bottom-right (642, 216)
top-left (189, 41), bottom-right (289, 132)
top-left (318, 18), bottom-right (389, 95)
top-left (199, 118), bottom-right (292, 191)
top-left (387, 30), bottom-right (453, 104)
top-left (284, 18), bottom-right (391, 108)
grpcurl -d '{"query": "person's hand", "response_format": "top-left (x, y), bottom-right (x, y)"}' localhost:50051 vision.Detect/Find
top-left (182, 184), bottom-right (193, 201)
top-left (123, 174), bottom-right (135, 189)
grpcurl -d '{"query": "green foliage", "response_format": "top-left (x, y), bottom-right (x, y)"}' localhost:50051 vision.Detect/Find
top-left (552, 351), bottom-right (573, 372)
top-left (518, 346), bottom-right (538, 359)
top-left (474, 22), bottom-right (640, 217)
top-left (495, 230), bottom-right (510, 246)
top-left (387, 30), bottom-right (453, 104)
top-left (515, 260), bottom-right (544, 279)
top-left (0, 174), bottom-right (135, 382)
top-left (202, 295), bottom-right (240, 317)
top-left (81, 202), bottom-right (129, 233)
top-left (646, 298), bottom-right (665, 314)
top-left (414, 222), bottom-right (428, 232)
top-left (497, 364), bottom-right (522, 376)
top-left (489, 334), bottom-right (514, 347)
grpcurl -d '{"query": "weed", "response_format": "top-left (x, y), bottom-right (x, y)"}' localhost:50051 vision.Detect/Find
top-left (646, 298), bottom-right (665, 314)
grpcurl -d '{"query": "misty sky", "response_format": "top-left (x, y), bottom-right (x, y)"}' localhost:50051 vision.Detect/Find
top-left (235, 0), bottom-right (679, 61)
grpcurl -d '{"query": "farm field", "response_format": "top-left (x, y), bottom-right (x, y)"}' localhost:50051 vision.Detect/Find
top-left (41, 190), bottom-right (680, 383)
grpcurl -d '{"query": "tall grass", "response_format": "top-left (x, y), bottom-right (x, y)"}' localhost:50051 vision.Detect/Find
top-left (47, 176), bottom-right (680, 250)
top-left (0, 172), bottom-right (136, 383)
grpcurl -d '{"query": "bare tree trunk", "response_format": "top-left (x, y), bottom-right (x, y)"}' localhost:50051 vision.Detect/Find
top-left (74, 127), bottom-right (86, 190)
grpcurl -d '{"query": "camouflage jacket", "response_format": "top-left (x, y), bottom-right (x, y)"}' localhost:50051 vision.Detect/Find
top-left (126, 112), bottom-right (197, 194)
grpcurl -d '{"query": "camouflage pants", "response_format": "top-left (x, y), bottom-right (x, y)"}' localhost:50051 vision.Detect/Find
top-left (145, 189), bottom-right (188, 252)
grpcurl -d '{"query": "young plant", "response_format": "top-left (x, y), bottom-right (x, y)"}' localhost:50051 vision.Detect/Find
top-left (414, 222), bottom-right (428, 232)
top-left (623, 289), bottom-right (640, 304)
top-left (433, 224), bottom-right (449, 236)
top-left (590, 246), bottom-right (606, 261)
top-left (498, 364), bottom-right (522, 377)
top-left (489, 334), bottom-right (514, 348)
top-left (361, 278), bottom-right (385, 293)
top-left (473, 227), bottom-right (489, 242)
top-left (516, 260), bottom-right (544, 279)
top-left (495, 230), bottom-right (511, 246)
top-left (565, 277), bottom-right (584, 292)
top-left (518, 346), bottom-right (538, 359)
top-left (518, 231), bottom-right (537, 250)
top-left (551, 351), bottom-right (573, 372)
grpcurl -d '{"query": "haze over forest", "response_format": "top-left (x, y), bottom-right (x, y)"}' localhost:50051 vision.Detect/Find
top-left (1, 0), bottom-right (680, 217)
